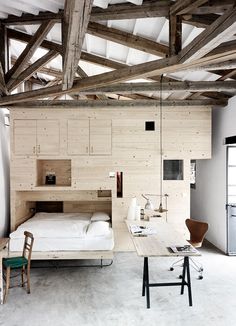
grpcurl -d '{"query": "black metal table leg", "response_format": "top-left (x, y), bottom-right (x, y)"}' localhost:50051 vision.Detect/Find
top-left (186, 256), bottom-right (193, 306)
top-left (142, 257), bottom-right (146, 296)
top-left (180, 256), bottom-right (187, 295)
top-left (145, 257), bottom-right (150, 309)
top-left (140, 255), bottom-right (193, 309)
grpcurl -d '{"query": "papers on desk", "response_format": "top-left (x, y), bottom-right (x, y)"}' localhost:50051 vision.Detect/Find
top-left (130, 225), bottom-right (157, 236)
top-left (169, 245), bottom-right (197, 253)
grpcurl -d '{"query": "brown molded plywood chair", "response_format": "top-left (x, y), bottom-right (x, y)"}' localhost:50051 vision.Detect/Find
top-left (170, 219), bottom-right (208, 279)
top-left (3, 231), bottom-right (34, 303)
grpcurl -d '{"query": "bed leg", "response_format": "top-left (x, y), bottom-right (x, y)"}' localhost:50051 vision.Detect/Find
top-left (101, 259), bottom-right (103, 268)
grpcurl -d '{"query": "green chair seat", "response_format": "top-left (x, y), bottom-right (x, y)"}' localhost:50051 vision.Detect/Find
top-left (3, 256), bottom-right (28, 268)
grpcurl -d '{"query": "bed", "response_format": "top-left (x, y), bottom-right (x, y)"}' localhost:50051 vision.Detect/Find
top-left (9, 212), bottom-right (114, 261)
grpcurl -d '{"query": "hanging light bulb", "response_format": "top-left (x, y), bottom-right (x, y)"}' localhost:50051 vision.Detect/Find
top-left (156, 74), bottom-right (168, 213)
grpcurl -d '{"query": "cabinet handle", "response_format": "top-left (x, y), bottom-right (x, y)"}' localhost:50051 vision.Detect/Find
top-left (37, 145), bottom-right (40, 153)
top-left (91, 146), bottom-right (93, 153)
top-left (33, 146), bottom-right (36, 154)
top-left (86, 146), bottom-right (89, 153)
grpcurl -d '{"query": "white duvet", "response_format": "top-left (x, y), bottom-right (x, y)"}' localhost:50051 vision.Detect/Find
top-left (10, 213), bottom-right (91, 239)
top-left (10, 212), bottom-right (114, 251)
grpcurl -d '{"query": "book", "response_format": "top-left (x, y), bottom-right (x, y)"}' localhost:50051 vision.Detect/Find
top-left (130, 224), bottom-right (157, 236)
top-left (169, 245), bottom-right (197, 253)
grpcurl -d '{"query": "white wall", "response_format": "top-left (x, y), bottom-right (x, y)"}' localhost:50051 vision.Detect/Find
top-left (191, 96), bottom-right (236, 253)
top-left (0, 109), bottom-right (10, 236)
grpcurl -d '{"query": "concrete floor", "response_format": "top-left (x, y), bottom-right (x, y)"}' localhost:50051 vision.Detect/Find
top-left (1, 244), bottom-right (236, 326)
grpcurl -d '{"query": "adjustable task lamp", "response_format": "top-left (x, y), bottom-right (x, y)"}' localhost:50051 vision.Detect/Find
top-left (142, 194), bottom-right (154, 210)
top-left (142, 194), bottom-right (168, 213)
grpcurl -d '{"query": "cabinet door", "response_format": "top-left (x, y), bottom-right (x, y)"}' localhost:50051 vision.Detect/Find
top-left (90, 119), bottom-right (112, 155)
top-left (67, 120), bottom-right (89, 155)
top-left (13, 120), bottom-right (37, 155)
top-left (36, 120), bottom-right (60, 155)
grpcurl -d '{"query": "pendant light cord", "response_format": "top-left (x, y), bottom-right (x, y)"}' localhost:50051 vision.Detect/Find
top-left (159, 74), bottom-right (164, 208)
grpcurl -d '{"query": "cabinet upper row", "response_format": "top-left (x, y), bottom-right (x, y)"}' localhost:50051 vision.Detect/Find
top-left (13, 119), bottom-right (112, 156)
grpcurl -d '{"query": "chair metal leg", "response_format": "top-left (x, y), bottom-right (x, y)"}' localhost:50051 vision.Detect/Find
top-left (4, 267), bottom-right (11, 304)
top-left (189, 257), bottom-right (204, 279)
top-left (170, 257), bottom-right (184, 271)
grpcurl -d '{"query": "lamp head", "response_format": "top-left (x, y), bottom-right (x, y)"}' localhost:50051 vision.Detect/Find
top-left (144, 199), bottom-right (154, 210)
top-left (155, 202), bottom-right (168, 213)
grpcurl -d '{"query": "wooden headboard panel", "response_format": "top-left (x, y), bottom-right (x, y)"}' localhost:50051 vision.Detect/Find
top-left (36, 201), bottom-right (63, 213)
top-left (63, 201), bottom-right (112, 216)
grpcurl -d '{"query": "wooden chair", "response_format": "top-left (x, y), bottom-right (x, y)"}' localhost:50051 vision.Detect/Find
top-left (170, 219), bottom-right (208, 279)
top-left (3, 231), bottom-right (34, 303)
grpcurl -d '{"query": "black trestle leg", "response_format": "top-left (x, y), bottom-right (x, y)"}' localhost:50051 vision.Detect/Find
top-left (145, 257), bottom-right (150, 309)
top-left (186, 257), bottom-right (193, 306)
top-left (142, 257), bottom-right (146, 296)
top-left (180, 256), bottom-right (187, 295)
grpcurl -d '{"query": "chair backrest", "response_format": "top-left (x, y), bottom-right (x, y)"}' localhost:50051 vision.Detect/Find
top-left (185, 219), bottom-right (208, 247)
top-left (22, 231), bottom-right (34, 263)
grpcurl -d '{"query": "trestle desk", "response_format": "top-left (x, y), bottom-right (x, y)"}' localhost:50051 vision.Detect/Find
top-left (127, 220), bottom-right (200, 309)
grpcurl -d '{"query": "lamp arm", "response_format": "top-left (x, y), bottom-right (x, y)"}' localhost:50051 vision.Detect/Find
top-left (142, 194), bottom-right (149, 200)
top-left (144, 193), bottom-right (169, 197)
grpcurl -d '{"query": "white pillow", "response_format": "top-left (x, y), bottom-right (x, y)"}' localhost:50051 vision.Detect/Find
top-left (91, 211), bottom-right (110, 221)
top-left (86, 221), bottom-right (110, 237)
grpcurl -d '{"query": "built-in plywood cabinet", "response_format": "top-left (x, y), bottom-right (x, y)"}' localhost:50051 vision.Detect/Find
top-left (10, 106), bottom-right (212, 250)
top-left (67, 119), bottom-right (112, 155)
top-left (13, 119), bottom-right (60, 156)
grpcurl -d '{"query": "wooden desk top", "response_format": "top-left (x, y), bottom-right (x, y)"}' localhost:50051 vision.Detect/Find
top-left (0, 238), bottom-right (9, 251)
top-left (126, 220), bottom-right (200, 257)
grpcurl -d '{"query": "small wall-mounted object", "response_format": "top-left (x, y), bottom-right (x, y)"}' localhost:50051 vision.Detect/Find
top-left (116, 172), bottom-right (123, 198)
top-left (109, 172), bottom-right (116, 178)
top-left (190, 160), bottom-right (196, 189)
top-left (45, 171), bottom-right (56, 185)
top-left (145, 121), bottom-right (155, 131)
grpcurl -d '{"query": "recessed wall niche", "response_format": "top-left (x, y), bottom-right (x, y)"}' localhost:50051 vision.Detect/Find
top-left (37, 159), bottom-right (71, 187)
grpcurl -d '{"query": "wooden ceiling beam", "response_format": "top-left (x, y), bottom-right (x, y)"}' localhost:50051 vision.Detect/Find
top-left (7, 28), bottom-right (63, 54)
top-left (182, 14), bottom-right (220, 28)
top-left (170, 0), bottom-right (209, 15)
top-left (179, 7), bottom-right (236, 63)
top-left (0, 62), bottom-right (8, 94)
top-left (76, 81), bottom-right (236, 94)
top-left (80, 52), bottom-right (127, 70)
top-left (62, 0), bottom-right (93, 90)
top-left (207, 40), bottom-right (236, 57)
top-left (76, 65), bottom-right (107, 100)
top-left (6, 20), bottom-right (55, 84)
top-left (169, 14), bottom-right (182, 56)
top-left (91, 0), bottom-right (171, 21)
top-left (6, 98), bottom-right (227, 108)
top-left (190, 1), bottom-right (235, 15)
top-left (0, 23), bottom-right (8, 74)
top-left (8, 50), bottom-right (58, 91)
top-left (11, 56), bottom-right (61, 78)
top-left (87, 22), bottom-right (169, 57)
top-left (1, 11), bottom-right (62, 26)
top-left (0, 48), bottom-right (235, 106)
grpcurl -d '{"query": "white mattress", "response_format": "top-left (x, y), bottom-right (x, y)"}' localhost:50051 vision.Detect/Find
top-left (10, 212), bottom-right (114, 252)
